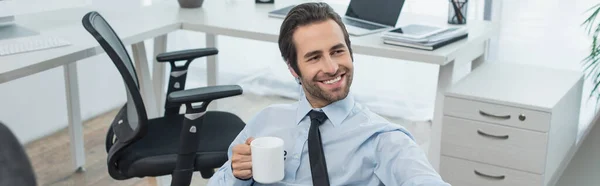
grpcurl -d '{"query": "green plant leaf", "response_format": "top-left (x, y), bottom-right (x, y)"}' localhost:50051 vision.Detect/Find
top-left (582, 40), bottom-right (599, 80)
top-left (582, 3), bottom-right (600, 34)
top-left (582, 3), bottom-right (600, 103)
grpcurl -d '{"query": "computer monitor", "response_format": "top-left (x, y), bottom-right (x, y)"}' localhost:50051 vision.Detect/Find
top-left (345, 0), bottom-right (405, 27)
top-left (0, 0), bottom-right (89, 40)
top-left (0, 0), bottom-right (16, 26)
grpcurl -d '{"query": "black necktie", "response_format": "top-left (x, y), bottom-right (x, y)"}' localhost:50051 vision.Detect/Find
top-left (308, 110), bottom-right (330, 186)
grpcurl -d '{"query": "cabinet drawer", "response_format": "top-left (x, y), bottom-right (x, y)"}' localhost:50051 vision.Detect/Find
top-left (442, 116), bottom-right (548, 173)
top-left (440, 156), bottom-right (543, 186)
top-left (444, 97), bottom-right (551, 132)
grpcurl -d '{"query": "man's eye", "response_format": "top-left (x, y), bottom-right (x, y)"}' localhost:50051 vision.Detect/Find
top-left (309, 56), bottom-right (320, 61)
top-left (332, 50), bottom-right (344, 55)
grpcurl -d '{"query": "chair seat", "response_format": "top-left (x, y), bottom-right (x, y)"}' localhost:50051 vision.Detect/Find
top-left (117, 111), bottom-right (245, 178)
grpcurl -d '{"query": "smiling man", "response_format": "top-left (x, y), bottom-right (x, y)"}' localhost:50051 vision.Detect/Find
top-left (207, 2), bottom-right (449, 186)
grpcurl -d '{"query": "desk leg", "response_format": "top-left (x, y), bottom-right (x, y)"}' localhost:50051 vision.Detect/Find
top-left (132, 42), bottom-right (159, 118)
top-left (428, 61), bottom-right (456, 171)
top-left (206, 33), bottom-right (218, 86)
top-left (472, 40), bottom-right (489, 70)
top-left (63, 62), bottom-right (86, 172)
top-left (153, 35), bottom-right (168, 115)
top-left (147, 34), bottom-right (169, 186)
top-left (206, 33), bottom-right (218, 110)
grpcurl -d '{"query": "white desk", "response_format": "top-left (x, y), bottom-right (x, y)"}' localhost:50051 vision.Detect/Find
top-left (0, 0), bottom-right (494, 171)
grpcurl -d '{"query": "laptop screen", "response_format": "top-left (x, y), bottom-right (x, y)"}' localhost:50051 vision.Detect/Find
top-left (345, 0), bottom-right (405, 27)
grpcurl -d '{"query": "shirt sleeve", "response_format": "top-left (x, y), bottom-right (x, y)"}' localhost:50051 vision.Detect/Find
top-left (206, 118), bottom-right (255, 186)
top-left (373, 130), bottom-right (451, 186)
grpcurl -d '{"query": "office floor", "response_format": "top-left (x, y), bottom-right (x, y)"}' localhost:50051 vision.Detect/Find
top-left (25, 92), bottom-right (430, 186)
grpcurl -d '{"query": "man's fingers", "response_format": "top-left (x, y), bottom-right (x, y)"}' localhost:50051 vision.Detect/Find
top-left (232, 138), bottom-right (255, 180)
top-left (245, 137), bottom-right (255, 145)
top-left (233, 144), bottom-right (251, 156)
top-left (233, 154), bottom-right (252, 163)
top-left (237, 145), bottom-right (251, 155)
top-left (232, 161), bottom-right (253, 170)
top-left (233, 169), bottom-right (252, 180)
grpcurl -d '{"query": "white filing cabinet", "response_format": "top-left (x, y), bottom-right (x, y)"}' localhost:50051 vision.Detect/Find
top-left (439, 62), bottom-right (583, 186)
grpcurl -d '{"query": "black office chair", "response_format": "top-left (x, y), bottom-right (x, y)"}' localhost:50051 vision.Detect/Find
top-left (81, 11), bottom-right (246, 186)
top-left (0, 122), bottom-right (37, 186)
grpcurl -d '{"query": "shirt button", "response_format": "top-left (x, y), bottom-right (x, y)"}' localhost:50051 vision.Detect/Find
top-left (295, 154), bottom-right (300, 159)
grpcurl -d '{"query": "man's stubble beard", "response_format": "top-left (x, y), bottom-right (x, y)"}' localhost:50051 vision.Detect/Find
top-left (301, 67), bottom-right (353, 104)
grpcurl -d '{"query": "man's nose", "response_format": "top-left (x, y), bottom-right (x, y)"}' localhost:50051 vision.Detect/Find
top-left (322, 56), bottom-right (339, 74)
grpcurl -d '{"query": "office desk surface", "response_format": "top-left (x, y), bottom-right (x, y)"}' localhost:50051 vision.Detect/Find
top-left (1, 0), bottom-right (494, 84)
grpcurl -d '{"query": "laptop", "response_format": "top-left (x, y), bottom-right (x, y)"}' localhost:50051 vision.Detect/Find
top-left (268, 0), bottom-right (405, 36)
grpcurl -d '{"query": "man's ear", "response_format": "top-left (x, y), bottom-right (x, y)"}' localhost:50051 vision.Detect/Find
top-left (287, 62), bottom-right (299, 78)
top-left (287, 61), bottom-right (302, 85)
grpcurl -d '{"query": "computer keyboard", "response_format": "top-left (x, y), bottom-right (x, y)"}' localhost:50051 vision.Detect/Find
top-left (0, 35), bottom-right (71, 56)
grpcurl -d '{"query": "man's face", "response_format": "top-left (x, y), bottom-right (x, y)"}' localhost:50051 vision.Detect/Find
top-left (290, 19), bottom-right (354, 107)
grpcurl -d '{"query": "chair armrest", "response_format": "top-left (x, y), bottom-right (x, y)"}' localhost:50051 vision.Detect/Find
top-left (167, 85), bottom-right (241, 186)
top-left (168, 85), bottom-right (242, 186)
top-left (167, 85), bottom-right (243, 105)
top-left (156, 48), bottom-right (218, 62)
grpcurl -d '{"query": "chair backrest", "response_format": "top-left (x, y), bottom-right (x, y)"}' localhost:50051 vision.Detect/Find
top-left (81, 11), bottom-right (148, 145)
top-left (0, 122), bottom-right (37, 186)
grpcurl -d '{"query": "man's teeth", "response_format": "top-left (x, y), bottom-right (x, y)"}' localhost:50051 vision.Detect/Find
top-left (323, 76), bottom-right (342, 84)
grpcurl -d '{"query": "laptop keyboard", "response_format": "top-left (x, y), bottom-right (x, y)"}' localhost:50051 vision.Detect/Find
top-left (343, 18), bottom-right (385, 30)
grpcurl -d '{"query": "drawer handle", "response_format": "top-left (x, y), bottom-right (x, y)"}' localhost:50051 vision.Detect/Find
top-left (477, 130), bottom-right (509, 139)
top-left (479, 110), bottom-right (511, 120)
top-left (474, 170), bottom-right (506, 180)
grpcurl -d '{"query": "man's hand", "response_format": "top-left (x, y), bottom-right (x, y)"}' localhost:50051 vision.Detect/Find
top-left (231, 137), bottom-right (254, 180)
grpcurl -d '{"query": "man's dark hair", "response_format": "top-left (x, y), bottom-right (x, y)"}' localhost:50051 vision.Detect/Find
top-left (278, 2), bottom-right (353, 77)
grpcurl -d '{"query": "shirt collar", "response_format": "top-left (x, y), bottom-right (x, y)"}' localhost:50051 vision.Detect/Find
top-left (295, 91), bottom-right (355, 127)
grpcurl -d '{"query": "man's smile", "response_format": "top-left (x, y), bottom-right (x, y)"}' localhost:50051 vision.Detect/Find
top-left (317, 73), bottom-right (346, 88)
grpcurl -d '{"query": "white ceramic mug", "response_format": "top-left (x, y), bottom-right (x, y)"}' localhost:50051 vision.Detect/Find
top-left (250, 136), bottom-right (285, 184)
